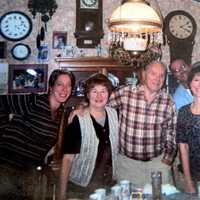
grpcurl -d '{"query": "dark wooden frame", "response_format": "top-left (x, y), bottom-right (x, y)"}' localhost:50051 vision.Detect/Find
top-left (8, 64), bottom-right (48, 94)
top-left (74, 0), bottom-right (104, 48)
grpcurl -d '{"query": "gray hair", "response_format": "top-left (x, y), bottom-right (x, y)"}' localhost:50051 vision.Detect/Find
top-left (145, 60), bottom-right (167, 73)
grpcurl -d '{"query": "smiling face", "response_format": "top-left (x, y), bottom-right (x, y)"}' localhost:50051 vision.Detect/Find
top-left (87, 84), bottom-right (109, 110)
top-left (190, 73), bottom-right (200, 98)
top-left (170, 59), bottom-right (191, 85)
top-left (50, 74), bottom-right (72, 106)
top-left (144, 62), bottom-right (166, 94)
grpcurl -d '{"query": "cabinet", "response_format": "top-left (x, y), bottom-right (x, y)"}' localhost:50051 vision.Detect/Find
top-left (55, 56), bottom-right (133, 85)
top-left (55, 57), bottom-right (134, 106)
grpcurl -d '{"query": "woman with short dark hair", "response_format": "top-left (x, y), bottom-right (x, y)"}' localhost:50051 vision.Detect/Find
top-left (177, 65), bottom-right (200, 193)
top-left (58, 73), bottom-right (118, 200)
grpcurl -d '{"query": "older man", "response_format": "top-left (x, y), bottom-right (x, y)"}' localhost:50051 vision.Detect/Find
top-left (170, 59), bottom-right (193, 111)
top-left (109, 61), bottom-right (177, 187)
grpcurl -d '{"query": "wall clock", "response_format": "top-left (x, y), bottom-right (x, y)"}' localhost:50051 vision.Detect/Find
top-left (74, 0), bottom-right (104, 48)
top-left (80, 0), bottom-right (98, 8)
top-left (164, 10), bottom-right (197, 64)
top-left (11, 43), bottom-right (31, 60)
top-left (0, 11), bottom-right (32, 41)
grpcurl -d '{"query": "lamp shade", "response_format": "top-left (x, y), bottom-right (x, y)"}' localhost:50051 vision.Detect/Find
top-left (108, 0), bottom-right (162, 33)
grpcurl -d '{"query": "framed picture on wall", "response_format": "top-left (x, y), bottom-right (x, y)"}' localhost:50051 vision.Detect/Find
top-left (37, 44), bottom-right (49, 61)
top-left (52, 31), bottom-right (67, 49)
top-left (8, 64), bottom-right (48, 94)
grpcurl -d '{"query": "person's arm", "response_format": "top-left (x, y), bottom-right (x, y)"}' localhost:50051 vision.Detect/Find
top-left (109, 86), bottom-right (125, 109)
top-left (58, 154), bottom-right (75, 200)
top-left (67, 101), bottom-right (88, 124)
top-left (179, 143), bottom-right (196, 193)
top-left (162, 102), bottom-right (177, 165)
top-left (58, 115), bottom-right (81, 200)
top-left (0, 94), bottom-right (34, 115)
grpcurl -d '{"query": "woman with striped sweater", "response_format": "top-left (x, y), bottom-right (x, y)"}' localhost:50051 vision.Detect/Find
top-left (0, 69), bottom-right (75, 198)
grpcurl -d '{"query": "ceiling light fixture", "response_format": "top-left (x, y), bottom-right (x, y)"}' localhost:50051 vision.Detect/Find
top-left (107, 0), bottom-right (163, 67)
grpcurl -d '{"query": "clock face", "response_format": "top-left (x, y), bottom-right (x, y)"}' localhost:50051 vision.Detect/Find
top-left (0, 11), bottom-right (32, 41)
top-left (169, 15), bottom-right (194, 39)
top-left (11, 43), bottom-right (31, 60)
top-left (80, 0), bottom-right (98, 9)
top-left (165, 10), bottom-right (197, 40)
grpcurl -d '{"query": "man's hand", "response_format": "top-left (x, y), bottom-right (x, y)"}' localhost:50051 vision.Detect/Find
top-left (68, 103), bottom-right (88, 124)
top-left (44, 146), bottom-right (55, 164)
top-left (161, 158), bottom-right (172, 166)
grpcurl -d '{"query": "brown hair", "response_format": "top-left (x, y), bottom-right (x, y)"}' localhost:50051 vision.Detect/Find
top-left (188, 65), bottom-right (200, 87)
top-left (48, 69), bottom-right (75, 94)
top-left (84, 73), bottom-right (113, 102)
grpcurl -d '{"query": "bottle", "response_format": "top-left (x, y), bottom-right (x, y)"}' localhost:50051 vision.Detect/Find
top-left (120, 180), bottom-right (130, 200)
top-left (151, 171), bottom-right (162, 200)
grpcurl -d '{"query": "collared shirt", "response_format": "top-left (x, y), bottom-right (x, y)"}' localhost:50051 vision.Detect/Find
top-left (173, 84), bottom-right (193, 111)
top-left (109, 85), bottom-right (177, 163)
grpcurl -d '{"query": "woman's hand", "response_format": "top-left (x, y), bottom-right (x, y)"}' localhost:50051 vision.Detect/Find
top-left (185, 180), bottom-right (196, 194)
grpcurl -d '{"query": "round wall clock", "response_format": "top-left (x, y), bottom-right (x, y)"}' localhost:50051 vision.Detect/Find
top-left (164, 10), bottom-right (197, 41)
top-left (11, 43), bottom-right (31, 60)
top-left (0, 11), bottom-right (32, 41)
top-left (164, 10), bottom-right (197, 65)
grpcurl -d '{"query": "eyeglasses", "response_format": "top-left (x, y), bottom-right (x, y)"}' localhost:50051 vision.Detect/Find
top-left (172, 65), bottom-right (187, 74)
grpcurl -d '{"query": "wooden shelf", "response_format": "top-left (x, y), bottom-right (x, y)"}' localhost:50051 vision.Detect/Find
top-left (55, 56), bottom-right (133, 72)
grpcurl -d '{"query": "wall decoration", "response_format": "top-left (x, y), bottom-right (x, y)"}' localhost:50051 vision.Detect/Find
top-left (0, 11), bottom-right (32, 41)
top-left (8, 64), bottom-right (48, 94)
top-left (11, 43), bottom-right (31, 60)
top-left (164, 10), bottom-right (197, 65)
top-left (52, 31), bottom-right (67, 49)
top-left (0, 63), bottom-right (8, 94)
top-left (37, 44), bottom-right (49, 61)
top-left (74, 0), bottom-right (103, 48)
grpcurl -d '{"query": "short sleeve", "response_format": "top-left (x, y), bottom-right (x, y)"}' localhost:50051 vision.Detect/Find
top-left (62, 116), bottom-right (81, 154)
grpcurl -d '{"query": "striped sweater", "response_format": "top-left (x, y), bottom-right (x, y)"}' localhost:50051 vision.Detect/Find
top-left (0, 94), bottom-right (60, 168)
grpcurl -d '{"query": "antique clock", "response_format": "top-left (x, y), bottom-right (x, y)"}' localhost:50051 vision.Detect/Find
top-left (0, 11), bottom-right (32, 41)
top-left (164, 10), bottom-right (197, 64)
top-left (74, 0), bottom-right (104, 48)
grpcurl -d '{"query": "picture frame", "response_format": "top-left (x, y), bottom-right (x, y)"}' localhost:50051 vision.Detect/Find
top-left (52, 31), bottom-right (67, 49)
top-left (37, 44), bottom-right (49, 61)
top-left (8, 64), bottom-right (48, 94)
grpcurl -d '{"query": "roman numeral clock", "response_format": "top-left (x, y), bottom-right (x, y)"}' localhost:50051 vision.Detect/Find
top-left (74, 0), bottom-right (104, 48)
top-left (164, 10), bottom-right (197, 65)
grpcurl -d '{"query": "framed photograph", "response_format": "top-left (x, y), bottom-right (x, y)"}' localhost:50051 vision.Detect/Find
top-left (8, 64), bottom-right (48, 94)
top-left (52, 31), bottom-right (67, 49)
top-left (37, 44), bottom-right (49, 61)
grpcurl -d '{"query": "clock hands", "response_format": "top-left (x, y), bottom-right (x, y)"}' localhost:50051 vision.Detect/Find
top-left (179, 23), bottom-right (192, 33)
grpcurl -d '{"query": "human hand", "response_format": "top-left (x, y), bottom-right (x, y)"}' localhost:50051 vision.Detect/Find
top-left (68, 103), bottom-right (88, 124)
top-left (44, 146), bottom-right (55, 164)
top-left (185, 180), bottom-right (196, 194)
top-left (161, 158), bottom-right (172, 166)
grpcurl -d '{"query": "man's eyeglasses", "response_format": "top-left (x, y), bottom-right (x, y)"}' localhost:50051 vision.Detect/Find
top-left (172, 65), bottom-right (186, 74)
